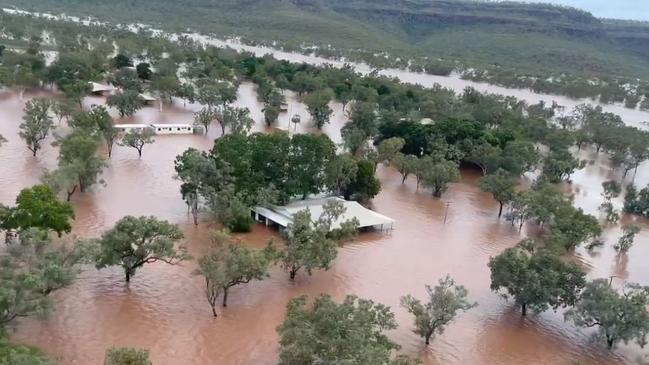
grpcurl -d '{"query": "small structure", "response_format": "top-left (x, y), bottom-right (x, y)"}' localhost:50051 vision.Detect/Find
top-left (115, 123), bottom-right (198, 135)
top-left (114, 124), bottom-right (150, 133)
top-left (89, 82), bottom-right (115, 96)
top-left (420, 117), bottom-right (434, 125)
top-left (252, 197), bottom-right (395, 232)
top-left (150, 123), bottom-right (193, 135)
top-left (139, 93), bottom-right (157, 106)
top-left (280, 102), bottom-right (289, 112)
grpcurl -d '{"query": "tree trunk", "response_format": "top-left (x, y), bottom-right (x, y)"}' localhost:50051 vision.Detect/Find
top-left (125, 271), bottom-right (131, 282)
top-left (606, 335), bottom-right (614, 349)
top-left (32, 147), bottom-right (37, 157)
top-left (289, 268), bottom-right (297, 280)
top-left (521, 303), bottom-right (527, 316)
top-left (498, 202), bottom-right (504, 218)
top-left (137, 148), bottom-right (143, 158)
top-left (222, 287), bottom-right (229, 307)
top-left (425, 330), bottom-right (433, 345)
top-left (401, 174), bottom-right (407, 184)
top-left (211, 303), bottom-right (218, 318)
top-left (433, 187), bottom-right (442, 198)
top-left (192, 204), bottom-right (198, 226)
top-left (66, 185), bottom-right (77, 201)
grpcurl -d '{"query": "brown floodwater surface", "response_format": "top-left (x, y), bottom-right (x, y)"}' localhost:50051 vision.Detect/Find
top-left (2, 87), bottom-right (649, 365)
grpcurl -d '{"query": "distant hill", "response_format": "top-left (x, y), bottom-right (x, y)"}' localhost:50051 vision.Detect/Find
top-left (6, 0), bottom-right (649, 80)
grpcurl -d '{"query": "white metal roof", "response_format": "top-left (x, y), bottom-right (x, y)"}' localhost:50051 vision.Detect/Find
top-left (253, 197), bottom-right (395, 229)
top-left (89, 82), bottom-right (114, 92)
top-left (114, 123), bottom-right (150, 128)
top-left (139, 93), bottom-right (157, 101)
top-left (150, 123), bottom-right (193, 128)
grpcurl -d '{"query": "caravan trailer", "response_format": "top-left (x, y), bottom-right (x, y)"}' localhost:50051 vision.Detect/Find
top-left (149, 124), bottom-right (194, 135)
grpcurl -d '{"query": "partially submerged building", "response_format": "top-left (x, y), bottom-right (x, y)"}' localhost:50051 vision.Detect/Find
top-left (252, 197), bottom-right (395, 232)
top-left (139, 93), bottom-right (157, 105)
top-left (89, 82), bottom-right (115, 96)
top-left (114, 123), bottom-right (200, 135)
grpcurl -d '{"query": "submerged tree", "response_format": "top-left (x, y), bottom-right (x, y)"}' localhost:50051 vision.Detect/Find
top-left (56, 130), bottom-right (106, 194)
top-left (0, 228), bottom-right (88, 329)
top-left (280, 200), bottom-right (358, 280)
top-left (95, 216), bottom-right (188, 282)
top-left (277, 294), bottom-right (398, 365)
top-left (599, 180), bottom-right (622, 223)
top-left (480, 169), bottom-right (516, 217)
top-left (119, 128), bottom-right (155, 158)
top-left (105, 347), bottom-right (152, 365)
top-left (0, 337), bottom-right (51, 365)
top-left (19, 98), bottom-right (52, 156)
top-left (195, 230), bottom-right (274, 316)
top-left (0, 184), bottom-right (74, 236)
top-left (174, 148), bottom-right (214, 226)
top-left (392, 153), bottom-right (419, 184)
top-left (401, 275), bottom-right (476, 345)
top-left (107, 90), bottom-right (144, 117)
top-left (193, 107), bottom-right (217, 134)
top-left (304, 88), bottom-right (334, 129)
top-left (489, 244), bottom-right (586, 316)
top-left (215, 106), bottom-right (254, 136)
top-left (614, 225), bottom-right (641, 254)
top-left (566, 279), bottom-right (649, 349)
top-left (419, 157), bottom-right (460, 198)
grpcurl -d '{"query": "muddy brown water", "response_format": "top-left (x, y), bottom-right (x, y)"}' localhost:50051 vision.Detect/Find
top-left (2, 86), bottom-right (649, 365)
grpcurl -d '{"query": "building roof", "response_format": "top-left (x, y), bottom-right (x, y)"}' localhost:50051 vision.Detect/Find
top-left (139, 93), bottom-right (157, 101)
top-left (150, 123), bottom-right (193, 128)
top-left (253, 197), bottom-right (395, 229)
top-left (114, 124), bottom-right (150, 129)
top-left (89, 82), bottom-right (114, 93)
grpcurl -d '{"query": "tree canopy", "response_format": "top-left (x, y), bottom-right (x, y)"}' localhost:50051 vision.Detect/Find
top-left (95, 216), bottom-right (188, 282)
top-left (489, 244), bottom-right (586, 316)
top-left (566, 279), bottom-right (649, 349)
top-left (277, 294), bottom-right (398, 365)
top-left (401, 275), bottom-right (476, 345)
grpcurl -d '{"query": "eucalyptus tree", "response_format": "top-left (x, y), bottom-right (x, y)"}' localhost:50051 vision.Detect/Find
top-left (95, 216), bottom-right (188, 282)
top-left (401, 275), bottom-right (476, 345)
top-left (19, 98), bottom-right (52, 156)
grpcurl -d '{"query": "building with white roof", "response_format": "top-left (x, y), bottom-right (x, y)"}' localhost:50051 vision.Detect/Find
top-left (89, 82), bottom-right (115, 95)
top-left (252, 196), bottom-right (395, 232)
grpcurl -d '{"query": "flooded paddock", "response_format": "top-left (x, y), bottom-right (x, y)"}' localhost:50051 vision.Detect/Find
top-left (1, 81), bottom-right (649, 365)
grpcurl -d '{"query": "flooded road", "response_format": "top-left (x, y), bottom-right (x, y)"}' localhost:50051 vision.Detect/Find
top-left (2, 82), bottom-right (649, 365)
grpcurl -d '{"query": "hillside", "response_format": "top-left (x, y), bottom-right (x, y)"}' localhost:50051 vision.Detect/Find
top-left (6, 0), bottom-right (649, 81)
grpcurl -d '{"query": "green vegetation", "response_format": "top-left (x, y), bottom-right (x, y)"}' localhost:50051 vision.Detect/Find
top-left (277, 294), bottom-right (403, 365)
top-left (489, 243), bottom-right (586, 316)
top-left (2, 8), bottom-right (649, 363)
top-left (279, 200), bottom-right (358, 280)
top-left (8, 0), bottom-right (649, 104)
top-left (0, 338), bottom-right (50, 365)
top-left (566, 279), bottom-right (649, 349)
top-left (19, 98), bottom-right (52, 157)
top-left (195, 230), bottom-right (274, 316)
top-left (105, 347), bottom-right (152, 365)
top-left (119, 128), bottom-right (155, 158)
top-left (0, 184), bottom-right (74, 236)
top-left (401, 275), bottom-right (476, 345)
top-left (94, 216), bottom-right (188, 282)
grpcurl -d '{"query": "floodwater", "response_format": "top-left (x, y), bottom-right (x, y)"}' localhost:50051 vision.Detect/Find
top-left (2, 84), bottom-right (649, 365)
